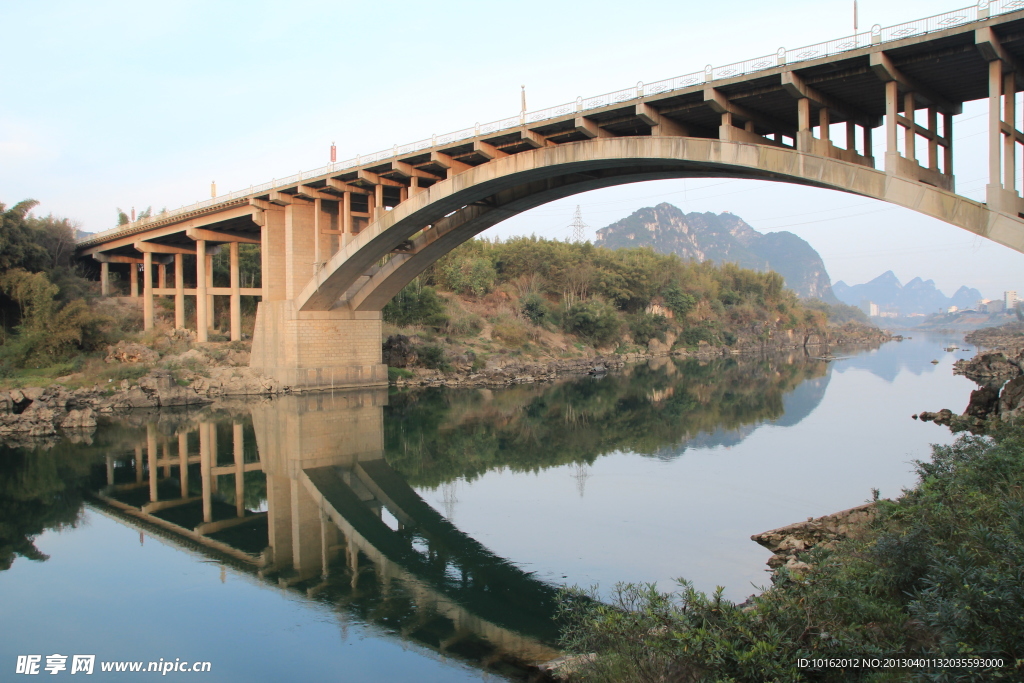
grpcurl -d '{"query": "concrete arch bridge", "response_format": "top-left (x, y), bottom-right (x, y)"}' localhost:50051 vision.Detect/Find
top-left (77, 3), bottom-right (1024, 388)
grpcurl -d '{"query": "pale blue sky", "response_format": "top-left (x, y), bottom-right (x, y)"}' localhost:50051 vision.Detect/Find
top-left (3, 0), bottom-right (1023, 298)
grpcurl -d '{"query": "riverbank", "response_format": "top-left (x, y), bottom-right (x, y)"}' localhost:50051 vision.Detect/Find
top-left (0, 319), bottom-right (894, 439)
top-left (556, 420), bottom-right (1024, 681)
top-left (388, 323), bottom-right (894, 388)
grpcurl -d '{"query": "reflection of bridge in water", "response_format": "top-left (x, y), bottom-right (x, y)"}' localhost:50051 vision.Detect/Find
top-left (92, 390), bottom-right (560, 675)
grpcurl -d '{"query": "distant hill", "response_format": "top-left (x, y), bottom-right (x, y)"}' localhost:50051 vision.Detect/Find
top-left (832, 270), bottom-right (983, 314)
top-left (594, 204), bottom-right (837, 302)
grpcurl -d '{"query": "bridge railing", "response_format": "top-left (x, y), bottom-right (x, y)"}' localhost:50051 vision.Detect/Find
top-left (91, 0), bottom-right (1022, 242)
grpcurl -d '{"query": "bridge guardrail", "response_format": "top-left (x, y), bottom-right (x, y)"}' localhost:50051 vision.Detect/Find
top-left (90, 0), bottom-right (1022, 243)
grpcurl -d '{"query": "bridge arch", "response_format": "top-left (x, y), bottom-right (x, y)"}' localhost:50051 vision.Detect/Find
top-left (299, 136), bottom-right (1012, 315)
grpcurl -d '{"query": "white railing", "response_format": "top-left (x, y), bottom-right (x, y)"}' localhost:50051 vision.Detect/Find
top-left (87, 0), bottom-right (1023, 243)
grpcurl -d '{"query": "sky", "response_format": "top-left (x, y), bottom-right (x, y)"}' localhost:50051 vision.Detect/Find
top-left (4, 0), bottom-right (1024, 299)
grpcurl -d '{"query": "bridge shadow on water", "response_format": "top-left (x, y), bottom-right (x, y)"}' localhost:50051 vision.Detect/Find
top-left (1, 350), bottom-right (845, 679)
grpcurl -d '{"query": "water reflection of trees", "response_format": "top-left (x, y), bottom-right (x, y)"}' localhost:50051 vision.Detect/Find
top-left (385, 356), bottom-right (829, 488)
top-left (0, 431), bottom-right (134, 571)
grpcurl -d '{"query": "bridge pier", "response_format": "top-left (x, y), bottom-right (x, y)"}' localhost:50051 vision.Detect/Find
top-left (250, 300), bottom-right (386, 389)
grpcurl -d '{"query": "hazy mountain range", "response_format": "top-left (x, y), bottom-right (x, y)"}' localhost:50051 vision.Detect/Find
top-left (594, 203), bottom-right (987, 318)
top-left (595, 204), bottom-right (838, 302)
top-left (833, 271), bottom-right (983, 315)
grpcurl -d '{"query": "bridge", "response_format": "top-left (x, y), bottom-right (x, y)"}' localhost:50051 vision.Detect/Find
top-left (76, 2), bottom-right (1024, 388)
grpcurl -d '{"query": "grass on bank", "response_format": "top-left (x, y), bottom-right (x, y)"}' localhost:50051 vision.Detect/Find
top-left (557, 422), bottom-right (1024, 682)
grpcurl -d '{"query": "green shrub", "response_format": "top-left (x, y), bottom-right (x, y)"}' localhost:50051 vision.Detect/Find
top-left (563, 300), bottom-right (621, 346)
top-left (388, 367), bottom-right (414, 381)
top-left (520, 293), bottom-right (551, 325)
top-left (680, 320), bottom-right (719, 347)
top-left (416, 344), bottom-right (450, 372)
top-left (441, 256), bottom-right (496, 297)
top-left (383, 283), bottom-right (448, 327)
top-left (626, 312), bottom-right (669, 346)
top-left (661, 282), bottom-right (696, 318)
top-left (558, 428), bottom-right (1024, 682)
top-left (0, 269), bottom-right (109, 365)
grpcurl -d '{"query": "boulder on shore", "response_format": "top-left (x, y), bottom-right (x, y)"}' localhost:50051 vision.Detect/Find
top-left (105, 341), bottom-right (159, 365)
top-left (752, 503), bottom-right (878, 572)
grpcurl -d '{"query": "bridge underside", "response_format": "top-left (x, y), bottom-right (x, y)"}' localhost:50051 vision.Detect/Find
top-left (76, 10), bottom-right (1024, 389)
top-left (250, 136), bottom-right (1020, 388)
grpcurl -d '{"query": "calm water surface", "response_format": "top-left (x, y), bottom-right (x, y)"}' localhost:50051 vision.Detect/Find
top-left (0, 335), bottom-right (979, 681)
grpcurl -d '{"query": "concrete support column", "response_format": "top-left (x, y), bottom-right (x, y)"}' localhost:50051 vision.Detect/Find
top-left (944, 112), bottom-right (953, 177)
top-left (928, 108), bottom-right (940, 171)
top-left (100, 262), bottom-right (109, 297)
top-left (135, 445), bottom-right (143, 482)
top-left (818, 107), bottom-right (830, 142)
top-left (846, 121), bottom-right (856, 152)
top-left (885, 80), bottom-right (899, 173)
top-left (796, 98), bottom-right (811, 152)
top-left (209, 424), bottom-right (219, 494)
top-left (313, 198), bottom-right (322, 273)
top-left (229, 242), bottom-right (241, 342)
top-left (178, 431), bottom-right (189, 498)
top-left (864, 125), bottom-right (873, 160)
top-left (291, 478), bottom-right (322, 581)
top-left (105, 455), bottom-right (114, 486)
top-left (990, 58), bottom-right (1004, 190)
top-left (205, 253), bottom-right (214, 332)
top-left (374, 185), bottom-right (384, 214)
top-left (904, 92), bottom-right (916, 163)
top-left (233, 423), bottom-right (245, 517)
top-left (1005, 71), bottom-right (1017, 194)
top-left (284, 201), bottom-right (315, 300)
top-left (129, 263), bottom-right (138, 297)
top-left (174, 254), bottom-right (185, 329)
top-left (200, 422), bottom-right (212, 524)
top-left (147, 423), bottom-right (158, 502)
top-left (259, 206), bottom-right (286, 305)
top-left (143, 251), bottom-right (154, 331)
top-left (409, 177), bottom-right (421, 198)
top-left (266, 474), bottom-right (294, 570)
top-left (196, 240), bottom-right (208, 342)
top-left (158, 263), bottom-right (167, 289)
top-left (342, 192), bottom-right (352, 248)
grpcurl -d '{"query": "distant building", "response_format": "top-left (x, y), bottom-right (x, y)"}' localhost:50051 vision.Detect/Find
top-left (990, 299), bottom-right (1006, 314)
top-left (948, 305), bottom-right (959, 313)
top-left (878, 311), bottom-right (898, 318)
top-left (859, 299), bottom-right (878, 317)
top-left (1005, 291), bottom-right (1018, 311)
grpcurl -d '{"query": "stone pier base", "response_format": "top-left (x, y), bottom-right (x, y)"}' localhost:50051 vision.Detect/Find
top-left (250, 300), bottom-right (387, 390)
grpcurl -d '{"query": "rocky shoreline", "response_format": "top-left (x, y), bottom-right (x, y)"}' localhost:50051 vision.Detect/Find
top-left (0, 340), bottom-right (282, 444)
top-left (751, 503), bottom-right (879, 574)
top-left (389, 326), bottom-right (896, 389)
top-left (0, 326), bottom-right (895, 442)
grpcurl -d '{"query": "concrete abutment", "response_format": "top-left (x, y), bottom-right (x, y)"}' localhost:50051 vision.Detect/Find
top-left (250, 299), bottom-right (387, 390)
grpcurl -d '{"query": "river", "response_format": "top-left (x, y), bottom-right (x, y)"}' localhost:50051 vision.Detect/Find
top-left (0, 335), bottom-right (981, 681)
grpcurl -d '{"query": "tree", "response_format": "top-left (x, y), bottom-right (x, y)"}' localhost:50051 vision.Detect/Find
top-left (0, 200), bottom-right (48, 272)
top-left (0, 269), bottom-right (106, 364)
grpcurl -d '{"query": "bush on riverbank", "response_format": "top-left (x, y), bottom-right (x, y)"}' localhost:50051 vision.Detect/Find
top-left (0, 200), bottom-right (115, 377)
top-left (382, 237), bottom-right (858, 374)
top-left (556, 423), bottom-right (1024, 682)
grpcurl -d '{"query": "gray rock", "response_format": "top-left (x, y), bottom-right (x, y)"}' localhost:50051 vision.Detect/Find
top-left (999, 375), bottom-right (1024, 418)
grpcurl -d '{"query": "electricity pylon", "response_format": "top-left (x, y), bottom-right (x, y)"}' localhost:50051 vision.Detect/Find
top-left (569, 205), bottom-right (589, 243)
